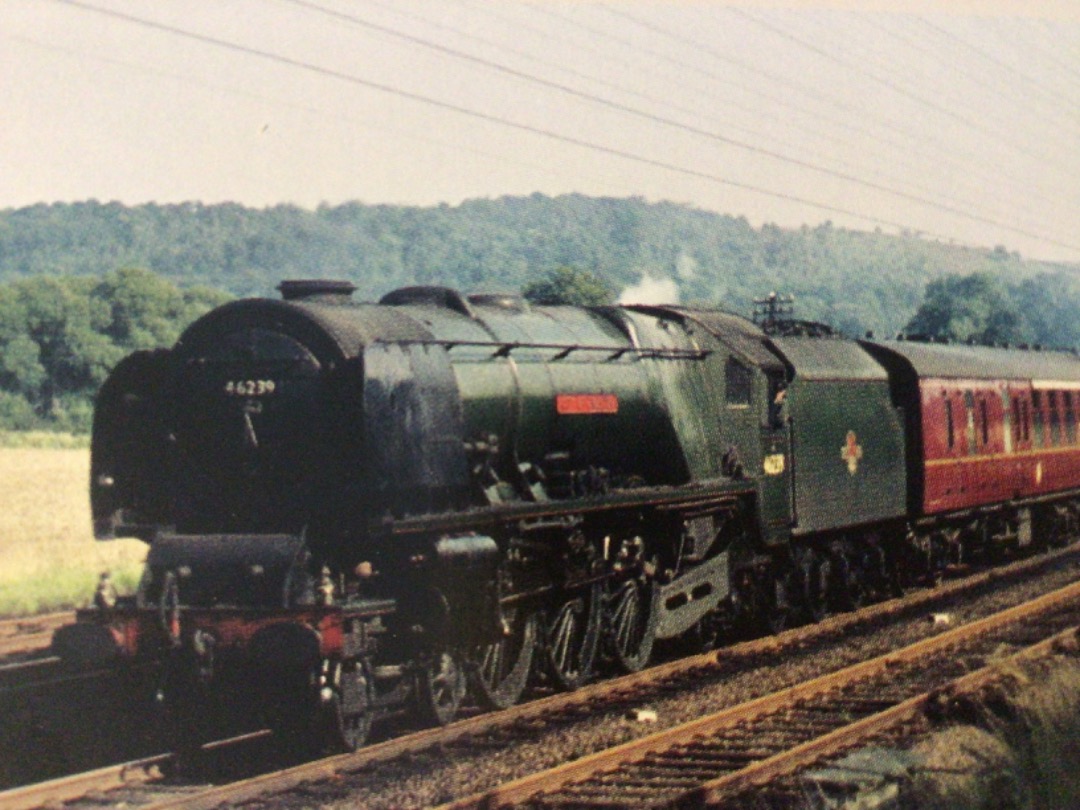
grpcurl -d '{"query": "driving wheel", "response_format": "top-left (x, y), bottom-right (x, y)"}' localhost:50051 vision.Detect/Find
top-left (415, 650), bottom-right (467, 727)
top-left (541, 583), bottom-right (601, 691)
top-left (604, 577), bottom-right (658, 673)
top-left (469, 608), bottom-right (537, 711)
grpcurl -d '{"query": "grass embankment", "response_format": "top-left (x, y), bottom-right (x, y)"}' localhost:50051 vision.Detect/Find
top-left (904, 655), bottom-right (1080, 809)
top-left (0, 446), bottom-right (144, 616)
top-left (0, 431), bottom-right (89, 449)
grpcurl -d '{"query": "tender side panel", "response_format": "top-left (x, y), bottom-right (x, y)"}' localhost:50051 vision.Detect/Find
top-left (771, 337), bottom-right (907, 536)
top-left (786, 377), bottom-right (907, 534)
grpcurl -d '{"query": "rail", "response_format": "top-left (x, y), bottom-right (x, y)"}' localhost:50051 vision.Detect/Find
top-left (0, 611), bottom-right (73, 658)
top-left (5, 546), bottom-right (1079, 810)
top-left (439, 578), bottom-right (1080, 808)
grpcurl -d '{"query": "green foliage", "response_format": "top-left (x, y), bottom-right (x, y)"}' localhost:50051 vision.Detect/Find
top-left (0, 268), bottom-right (231, 432)
top-left (2, 197), bottom-right (1076, 344)
top-left (3, 196), bottom-right (1080, 435)
top-left (905, 272), bottom-right (1031, 345)
top-left (522, 265), bottom-right (615, 306)
top-left (906, 270), bottom-right (1080, 349)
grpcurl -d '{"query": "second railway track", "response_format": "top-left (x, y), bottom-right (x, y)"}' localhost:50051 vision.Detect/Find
top-left (0, 611), bottom-right (72, 659)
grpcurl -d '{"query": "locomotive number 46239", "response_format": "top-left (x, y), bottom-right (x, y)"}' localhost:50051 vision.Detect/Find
top-left (224, 379), bottom-right (277, 396)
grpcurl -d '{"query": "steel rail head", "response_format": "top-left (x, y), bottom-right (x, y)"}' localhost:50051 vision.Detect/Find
top-left (0, 755), bottom-right (167, 810)
top-left (695, 625), bottom-right (1080, 806)
top-left (23, 546), bottom-right (1080, 810)
top-left (435, 578), bottom-right (1080, 810)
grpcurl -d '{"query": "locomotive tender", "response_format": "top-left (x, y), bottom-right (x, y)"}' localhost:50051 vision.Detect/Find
top-left (64, 281), bottom-right (1080, 751)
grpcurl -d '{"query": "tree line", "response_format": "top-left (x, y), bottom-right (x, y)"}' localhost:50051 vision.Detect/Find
top-left (4, 195), bottom-right (1078, 340)
top-left (0, 268), bottom-right (229, 432)
top-left (1, 263), bottom-right (1077, 434)
top-left (2, 194), bottom-right (1080, 432)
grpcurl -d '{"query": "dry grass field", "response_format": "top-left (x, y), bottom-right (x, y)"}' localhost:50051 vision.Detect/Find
top-left (0, 447), bottom-right (145, 616)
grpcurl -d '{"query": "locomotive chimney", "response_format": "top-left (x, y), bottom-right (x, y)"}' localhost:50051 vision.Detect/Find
top-left (277, 279), bottom-right (357, 301)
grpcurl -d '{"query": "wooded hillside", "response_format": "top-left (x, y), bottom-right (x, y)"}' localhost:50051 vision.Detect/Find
top-left (4, 194), bottom-right (1076, 339)
top-left (3, 194), bottom-right (1079, 432)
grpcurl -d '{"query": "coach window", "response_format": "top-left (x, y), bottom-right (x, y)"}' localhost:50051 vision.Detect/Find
top-left (1006, 397), bottom-right (1015, 453)
top-left (945, 398), bottom-right (955, 450)
top-left (1022, 398), bottom-right (1031, 443)
top-left (980, 398), bottom-right (989, 448)
top-left (1066, 392), bottom-right (1077, 444)
top-left (1049, 391), bottom-right (1061, 446)
top-left (1033, 391), bottom-right (1044, 447)
top-left (964, 391), bottom-right (977, 454)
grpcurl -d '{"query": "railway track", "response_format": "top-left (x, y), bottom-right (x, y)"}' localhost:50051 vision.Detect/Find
top-left (0, 655), bottom-right (62, 690)
top-left (703, 628), bottom-right (1076, 810)
top-left (6, 545), bottom-right (1080, 810)
top-left (443, 580), bottom-right (1080, 809)
top-left (0, 732), bottom-right (280, 810)
top-left (0, 611), bottom-right (72, 658)
top-left (0, 612), bottom-right (73, 700)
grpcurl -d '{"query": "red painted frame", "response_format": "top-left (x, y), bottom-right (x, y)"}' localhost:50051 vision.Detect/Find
top-left (920, 377), bottom-right (1080, 515)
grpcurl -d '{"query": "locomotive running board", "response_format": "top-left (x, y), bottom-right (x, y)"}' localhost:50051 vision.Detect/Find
top-left (654, 552), bottom-right (730, 640)
top-left (382, 483), bottom-right (754, 539)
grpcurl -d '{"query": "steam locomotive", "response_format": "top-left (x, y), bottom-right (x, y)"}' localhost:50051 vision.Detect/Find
top-left (59, 281), bottom-right (1080, 751)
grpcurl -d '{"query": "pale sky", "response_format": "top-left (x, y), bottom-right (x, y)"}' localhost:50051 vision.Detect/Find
top-left (5, 0), bottom-right (1080, 262)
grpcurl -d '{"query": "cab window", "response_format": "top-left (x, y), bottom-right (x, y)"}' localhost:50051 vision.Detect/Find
top-left (1067, 392), bottom-right (1077, 444)
top-left (725, 359), bottom-right (752, 407)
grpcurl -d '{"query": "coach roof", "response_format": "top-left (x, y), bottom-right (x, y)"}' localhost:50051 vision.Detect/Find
top-left (864, 339), bottom-right (1080, 383)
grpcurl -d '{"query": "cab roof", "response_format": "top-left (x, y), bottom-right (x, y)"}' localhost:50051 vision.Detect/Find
top-left (771, 336), bottom-right (888, 381)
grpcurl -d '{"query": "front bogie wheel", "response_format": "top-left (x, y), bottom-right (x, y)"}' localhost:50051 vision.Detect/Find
top-left (320, 659), bottom-right (373, 753)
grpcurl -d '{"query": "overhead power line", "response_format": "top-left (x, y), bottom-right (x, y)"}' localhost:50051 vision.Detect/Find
top-left (47, 0), bottom-right (974, 242)
top-left (44, 0), bottom-right (1080, 256)
top-left (11, 33), bottom-right (634, 195)
top-left (274, 0), bottom-right (1080, 251)
top-left (580, 5), bottom-right (1072, 237)
top-left (919, 17), bottom-right (1079, 116)
top-left (727, 7), bottom-right (1069, 171)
